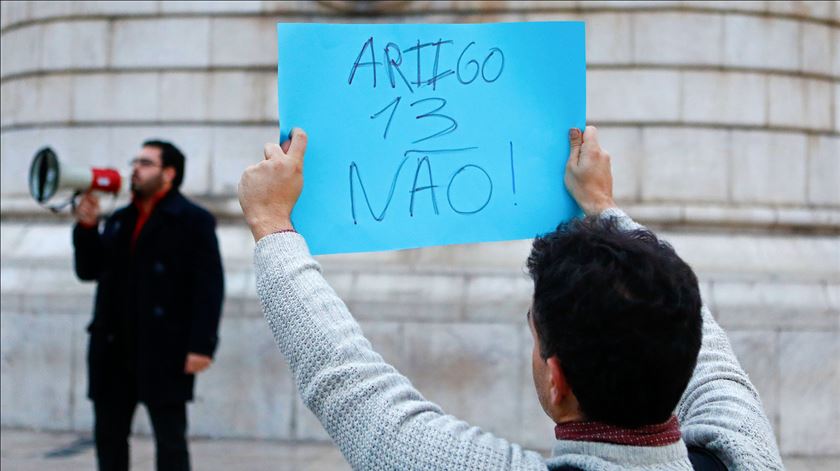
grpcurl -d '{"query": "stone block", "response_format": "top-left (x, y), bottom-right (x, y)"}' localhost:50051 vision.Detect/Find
top-left (836, 83), bottom-right (840, 133)
top-left (0, 25), bottom-right (43, 77)
top-left (662, 232), bottom-right (840, 280)
top-left (784, 457), bottom-right (840, 471)
top-left (0, 311), bottom-right (75, 430)
top-left (599, 126), bottom-right (642, 201)
top-left (828, 283), bottom-right (840, 313)
top-left (222, 269), bottom-right (254, 305)
top-left (683, 205), bottom-right (776, 227)
top-left (161, 1), bottom-right (262, 13)
top-left (1, 263), bottom-right (92, 297)
top-left (463, 274), bottom-right (533, 322)
top-left (730, 130), bottom-right (807, 205)
top-left (410, 239), bottom-right (533, 271)
top-left (36, 75), bottom-right (74, 124)
top-left (0, 1), bottom-right (30, 29)
top-left (578, 0), bottom-right (682, 7)
top-left (42, 125), bottom-right (117, 169)
top-left (40, 20), bottom-right (109, 71)
top-left (588, 70), bottom-right (680, 122)
top-left (834, 30), bottom-right (840, 78)
top-left (402, 322), bottom-right (523, 440)
top-left (0, 79), bottom-right (39, 127)
top-left (70, 313), bottom-right (94, 432)
top-left (584, 13), bottom-right (632, 64)
top-left (350, 273), bottom-right (465, 322)
top-left (111, 18), bottom-right (211, 68)
top-left (681, 71), bottom-right (766, 125)
top-left (713, 280), bottom-right (835, 330)
top-left (210, 17), bottom-right (278, 67)
top-left (261, 1), bottom-right (324, 14)
top-left (727, 330), bottom-right (780, 437)
top-left (210, 126), bottom-right (279, 195)
top-left (699, 1), bottom-right (766, 12)
top-left (634, 12), bottom-right (723, 65)
top-left (768, 77), bottom-right (832, 130)
top-left (807, 135), bottom-right (840, 206)
top-left (724, 16), bottom-right (799, 71)
top-left (263, 70), bottom-right (279, 122)
top-left (12, 224), bottom-right (75, 260)
top-left (801, 24), bottom-right (833, 77)
top-left (208, 72), bottom-right (274, 122)
top-left (623, 203), bottom-right (684, 224)
top-left (0, 223), bottom-right (27, 255)
top-left (641, 128), bottom-right (729, 203)
top-left (767, 1), bottom-right (835, 19)
top-left (28, 0), bottom-right (76, 19)
top-left (0, 128), bottom-right (44, 195)
top-left (779, 332), bottom-right (840, 455)
top-left (803, 80), bottom-right (833, 130)
top-left (72, 73), bottom-right (159, 122)
top-left (72, 0), bottom-right (159, 15)
top-left (316, 249), bottom-right (414, 272)
top-left (158, 72), bottom-right (210, 122)
top-left (190, 316), bottom-right (295, 439)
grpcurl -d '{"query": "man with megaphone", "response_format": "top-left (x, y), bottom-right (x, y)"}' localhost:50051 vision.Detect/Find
top-left (72, 140), bottom-right (224, 471)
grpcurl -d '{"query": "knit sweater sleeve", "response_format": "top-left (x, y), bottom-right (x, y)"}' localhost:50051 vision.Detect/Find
top-left (254, 232), bottom-right (547, 471)
top-left (600, 208), bottom-right (784, 470)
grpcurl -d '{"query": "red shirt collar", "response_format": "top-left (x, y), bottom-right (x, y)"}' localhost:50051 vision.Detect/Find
top-left (133, 188), bottom-right (170, 214)
top-left (130, 188), bottom-right (170, 250)
top-left (554, 416), bottom-right (681, 447)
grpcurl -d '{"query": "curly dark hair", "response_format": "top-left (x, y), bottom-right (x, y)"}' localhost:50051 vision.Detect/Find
top-left (526, 215), bottom-right (703, 428)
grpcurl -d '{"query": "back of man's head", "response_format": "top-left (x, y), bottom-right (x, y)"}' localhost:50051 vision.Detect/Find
top-left (527, 216), bottom-right (703, 428)
top-left (142, 139), bottom-right (186, 189)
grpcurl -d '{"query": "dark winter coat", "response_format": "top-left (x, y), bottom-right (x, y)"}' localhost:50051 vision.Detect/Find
top-left (73, 190), bottom-right (224, 404)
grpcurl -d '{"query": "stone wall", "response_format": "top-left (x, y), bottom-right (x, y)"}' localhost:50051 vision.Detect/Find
top-left (1, 1), bottom-right (838, 468)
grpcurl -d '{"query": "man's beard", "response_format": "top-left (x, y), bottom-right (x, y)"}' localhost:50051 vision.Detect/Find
top-left (131, 173), bottom-right (165, 199)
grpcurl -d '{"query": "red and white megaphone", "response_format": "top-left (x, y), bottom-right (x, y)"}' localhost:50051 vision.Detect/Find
top-left (29, 147), bottom-right (127, 210)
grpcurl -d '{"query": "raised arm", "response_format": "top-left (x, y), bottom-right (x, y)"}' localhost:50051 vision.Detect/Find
top-left (240, 129), bottom-right (547, 470)
top-left (570, 126), bottom-right (782, 469)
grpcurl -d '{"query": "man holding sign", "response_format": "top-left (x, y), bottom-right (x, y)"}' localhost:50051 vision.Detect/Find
top-left (238, 126), bottom-right (782, 470)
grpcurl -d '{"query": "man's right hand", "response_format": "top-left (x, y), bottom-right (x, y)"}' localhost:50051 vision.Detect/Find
top-left (75, 192), bottom-right (100, 228)
top-left (565, 126), bottom-right (617, 217)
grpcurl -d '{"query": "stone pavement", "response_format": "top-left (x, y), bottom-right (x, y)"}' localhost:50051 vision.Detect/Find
top-left (4, 428), bottom-right (840, 471)
top-left (0, 428), bottom-right (350, 471)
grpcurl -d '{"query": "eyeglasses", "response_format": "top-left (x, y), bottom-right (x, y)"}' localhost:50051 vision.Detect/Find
top-left (129, 158), bottom-right (162, 168)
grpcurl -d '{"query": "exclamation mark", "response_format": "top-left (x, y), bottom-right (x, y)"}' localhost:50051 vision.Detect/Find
top-left (509, 141), bottom-right (517, 206)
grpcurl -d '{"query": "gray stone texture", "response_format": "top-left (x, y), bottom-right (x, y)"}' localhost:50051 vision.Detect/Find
top-left (2, 0), bottom-right (839, 466)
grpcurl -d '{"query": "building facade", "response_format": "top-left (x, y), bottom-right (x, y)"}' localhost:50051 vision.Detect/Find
top-left (1, 1), bottom-right (838, 468)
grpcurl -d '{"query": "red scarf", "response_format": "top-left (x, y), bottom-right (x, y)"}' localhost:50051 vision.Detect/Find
top-left (554, 416), bottom-right (681, 447)
top-left (131, 189), bottom-right (169, 250)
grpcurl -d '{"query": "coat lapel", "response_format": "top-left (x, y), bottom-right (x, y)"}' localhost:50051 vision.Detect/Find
top-left (133, 191), bottom-right (186, 255)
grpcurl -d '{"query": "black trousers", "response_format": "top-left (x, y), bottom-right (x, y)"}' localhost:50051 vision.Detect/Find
top-left (93, 398), bottom-right (190, 471)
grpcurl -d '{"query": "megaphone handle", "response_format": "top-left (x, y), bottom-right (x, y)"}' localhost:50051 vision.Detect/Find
top-left (70, 190), bottom-right (81, 213)
top-left (46, 190), bottom-right (82, 214)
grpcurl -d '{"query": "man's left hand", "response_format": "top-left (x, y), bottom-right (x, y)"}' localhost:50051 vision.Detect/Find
top-left (184, 353), bottom-right (213, 374)
top-left (239, 128), bottom-right (308, 242)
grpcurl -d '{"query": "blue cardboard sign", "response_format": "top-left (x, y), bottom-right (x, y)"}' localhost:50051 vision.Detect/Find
top-left (277, 22), bottom-right (585, 255)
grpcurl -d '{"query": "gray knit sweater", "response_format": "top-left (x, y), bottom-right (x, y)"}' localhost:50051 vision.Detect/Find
top-left (254, 209), bottom-right (783, 470)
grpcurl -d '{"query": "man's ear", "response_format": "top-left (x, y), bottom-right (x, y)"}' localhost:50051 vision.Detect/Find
top-left (162, 166), bottom-right (176, 185)
top-left (546, 356), bottom-right (572, 406)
